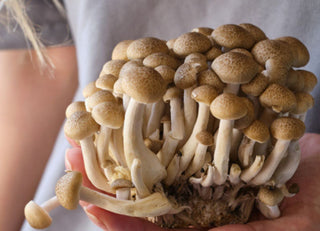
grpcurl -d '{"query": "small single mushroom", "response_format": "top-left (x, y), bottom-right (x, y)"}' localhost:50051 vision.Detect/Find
top-left (211, 52), bottom-right (259, 94)
top-left (143, 52), bottom-right (180, 69)
top-left (184, 53), bottom-right (208, 72)
top-left (179, 85), bottom-right (218, 173)
top-left (111, 179), bottom-right (132, 200)
top-left (256, 186), bottom-right (284, 219)
top-left (198, 68), bottom-right (226, 93)
top-left (154, 65), bottom-right (176, 85)
top-left (251, 39), bottom-right (294, 67)
top-left (228, 163), bottom-right (241, 185)
top-left (184, 131), bottom-right (214, 178)
top-left (286, 69), bottom-right (318, 93)
top-left (85, 90), bottom-right (117, 112)
top-left (191, 27), bottom-right (213, 36)
top-left (96, 74), bottom-right (118, 91)
top-left (239, 23), bottom-right (267, 43)
top-left (211, 24), bottom-right (255, 50)
top-left (65, 101), bottom-right (86, 118)
top-left (127, 37), bottom-right (169, 59)
top-left (241, 73), bottom-right (269, 97)
top-left (55, 171), bottom-right (184, 217)
top-left (82, 81), bottom-right (100, 98)
top-left (131, 158), bottom-right (151, 198)
top-left (210, 93), bottom-right (248, 184)
top-left (276, 36), bottom-right (310, 67)
top-left (238, 120), bottom-right (270, 168)
top-left (121, 65), bottom-right (167, 190)
top-left (251, 117), bottom-right (305, 185)
top-left (290, 92), bottom-right (314, 121)
top-left (24, 197), bottom-right (59, 229)
top-left (262, 58), bottom-right (290, 85)
top-left (173, 32), bottom-right (212, 57)
top-left (174, 63), bottom-right (198, 140)
top-left (234, 97), bottom-right (255, 130)
top-left (91, 101), bottom-right (125, 180)
top-left (240, 155), bottom-right (265, 183)
top-left (112, 40), bottom-right (134, 61)
top-left (64, 111), bottom-right (113, 193)
top-left (101, 60), bottom-right (127, 78)
top-left (163, 87), bottom-right (184, 140)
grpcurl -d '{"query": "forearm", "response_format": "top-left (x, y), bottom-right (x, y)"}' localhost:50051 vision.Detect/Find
top-left (0, 47), bottom-right (78, 231)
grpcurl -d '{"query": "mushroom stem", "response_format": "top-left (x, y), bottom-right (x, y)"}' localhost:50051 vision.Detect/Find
top-left (131, 158), bottom-right (151, 198)
top-left (116, 188), bottom-right (131, 200)
top-left (123, 94), bottom-right (130, 111)
top-left (169, 96), bottom-right (185, 140)
top-left (251, 139), bottom-right (290, 185)
top-left (183, 87), bottom-right (197, 140)
top-left (271, 140), bottom-right (300, 187)
top-left (213, 119), bottom-right (234, 185)
top-left (238, 136), bottom-right (255, 168)
top-left (179, 102), bottom-right (210, 173)
top-left (80, 137), bottom-right (114, 192)
top-left (146, 100), bottom-right (165, 137)
top-left (256, 200), bottom-right (280, 219)
top-left (224, 84), bottom-right (240, 95)
top-left (40, 196), bottom-right (60, 212)
top-left (184, 142), bottom-right (209, 178)
top-left (157, 133), bottom-right (180, 167)
top-left (109, 127), bottom-right (127, 167)
top-left (230, 128), bottom-right (243, 162)
top-left (229, 164), bottom-right (241, 185)
top-left (123, 99), bottom-right (167, 191)
top-left (241, 155), bottom-right (265, 183)
top-left (96, 126), bottom-right (114, 169)
top-left (164, 153), bottom-right (181, 186)
top-left (201, 164), bottom-right (216, 187)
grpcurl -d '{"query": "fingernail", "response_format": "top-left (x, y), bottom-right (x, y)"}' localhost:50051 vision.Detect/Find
top-left (65, 149), bottom-right (72, 170)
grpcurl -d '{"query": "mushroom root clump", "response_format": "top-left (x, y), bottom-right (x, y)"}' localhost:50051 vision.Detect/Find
top-left (25, 23), bottom-right (317, 229)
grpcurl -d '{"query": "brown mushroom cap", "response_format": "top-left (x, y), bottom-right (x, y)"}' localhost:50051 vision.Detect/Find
top-left (210, 93), bottom-right (248, 120)
top-left (239, 23), bottom-right (267, 43)
top-left (127, 37), bottom-right (169, 59)
top-left (196, 130), bottom-right (214, 146)
top-left (263, 58), bottom-right (290, 85)
top-left (191, 27), bottom-right (214, 36)
top-left (296, 70), bottom-right (318, 93)
top-left (211, 52), bottom-right (259, 84)
top-left (163, 87), bottom-right (183, 102)
top-left (55, 171), bottom-right (83, 210)
top-left (121, 65), bottom-right (166, 103)
top-left (112, 40), bottom-right (134, 61)
top-left (259, 84), bottom-right (297, 113)
top-left (173, 32), bottom-right (212, 57)
top-left (198, 69), bottom-right (226, 92)
top-left (65, 101), bottom-right (86, 118)
top-left (251, 39), bottom-right (294, 66)
top-left (271, 117), bottom-right (305, 140)
top-left (241, 73), bottom-right (269, 96)
top-left (96, 74), bottom-right (118, 91)
top-left (184, 53), bottom-right (208, 72)
top-left (154, 65), bottom-right (176, 85)
top-left (101, 60), bottom-right (127, 78)
top-left (64, 111), bottom-right (100, 140)
top-left (143, 52), bottom-right (180, 69)
top-left (291, 92), bottom-right (314, 115)
top-left (113, 79), bottom-right (125, 96)
top-left (191, 85), bottom-right (219, 105)
top-left (211, 24), bottom-right (255, 49)
top-left (242, 120), bottom-right (270, 143)
top-left (276, 36), bottom-right (310, 67)
top-left (258, 187), bottom-right (284, 206)
top-left (92, 102), bottom-right (125, 129)
top-left (234, 97), bottom-right (255, 130)
top-left (85, 90), bottom-right (117, 112)
top-left (174, 63), bottom-right (198, 89)
top-left (205, 46), bottom-right (223, 61)
top-left (110, 179), bottom-right (132, 189)
top-left (230, 48), bottom-right (253, 58)
top-left (82, 81), bottom-right (100, 98)
top-left (24, 201), bottom-right (52, 229)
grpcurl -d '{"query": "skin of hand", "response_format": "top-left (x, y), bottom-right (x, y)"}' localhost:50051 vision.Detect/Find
top-left (65, 133), bottom-right (320, 231)
top-left (0, 47), bottom-right (78, 231)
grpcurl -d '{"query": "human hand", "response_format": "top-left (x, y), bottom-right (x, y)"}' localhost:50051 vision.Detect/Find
top-left (65, 133), bottom-right (320, 231)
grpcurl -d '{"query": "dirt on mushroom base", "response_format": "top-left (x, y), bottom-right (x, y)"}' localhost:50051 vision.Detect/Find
top-left (149, 181), bottom-right (257, 228)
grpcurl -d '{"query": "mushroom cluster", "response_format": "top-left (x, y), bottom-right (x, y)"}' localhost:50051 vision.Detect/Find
top-left (25, 24), bottom-right (317, 229)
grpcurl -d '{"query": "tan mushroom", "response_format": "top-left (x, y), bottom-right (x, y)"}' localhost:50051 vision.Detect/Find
top-left (127, 37), bottom-right (169, 59)
top-left (210, 93), bottom-right (247, 184)
top-left (82, 81), bottom-right (100, 98)
top-left (24, 197), bottom-right (59, 229)
top-left (55, 171), bottom-right (184, 217)
top-left (287, 69), bottom-right (318, 93)
top-left (239, 23), bottom-right (267, 43)
top-left (85, 90), bottom-right (117, 112)
top-left (290, 92), bottom-right (314, 121)
top-left (262, 58), bottom-right (290, 85)
top-left (234, 97), bottom-right (255, 130)
top-left (65, 101), bottom-right (86, 119)
top-left (184, 53), bottom-right (208, 72)
top-left (211, 52), bottom-right (259, 94)
top-left (121, 65), bottom-right (167, 190)
top-left (112, 40), bottom-right (134, 61)
top-left (101, 60), bottom-right (127, 78)
top-left (211, 24), bottom-right (255, 50)
top-left (64, 111), bottom-right (113, 193)
top-left (241, 73), bottom-right (269, 97)
top-left (191, 27), bottom-right (213, 36)
top-left (251, 117), bottom-right (305, 185)
top-left (143, 52), bottom-right (180, 69)
top-left (198, 68), bottom-right (226, 93)
top-left (154, 65), bottom-right (176, 85)
top-left (96, 74), bottom-right (118, 91)
top-left (228, 163), bottom-right (242, 185)
top-left (256, 186), bottom-right (284, 219)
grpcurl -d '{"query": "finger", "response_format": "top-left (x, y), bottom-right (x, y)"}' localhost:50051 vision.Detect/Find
top-left (84, 205), bottom-right (201, 231)
top-left (65, 135), bottom-right (81, 148)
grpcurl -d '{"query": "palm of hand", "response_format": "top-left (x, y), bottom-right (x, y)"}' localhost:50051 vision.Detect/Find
top-left (66, 134), bottom-right (320, 231)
